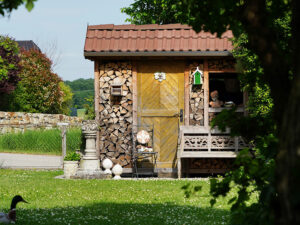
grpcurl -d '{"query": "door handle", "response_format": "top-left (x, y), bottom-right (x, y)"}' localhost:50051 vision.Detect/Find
top-left (180, 109), bottom-right (183, 122)
top-left (173, 110), bottom-right (183, 122)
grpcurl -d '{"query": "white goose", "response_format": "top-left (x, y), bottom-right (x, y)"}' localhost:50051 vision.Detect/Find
top-left (0, 195), bottom-right (28, 224)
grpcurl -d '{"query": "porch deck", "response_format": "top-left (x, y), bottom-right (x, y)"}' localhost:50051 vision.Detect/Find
top-left (177, 126), bottom-right (248, 178)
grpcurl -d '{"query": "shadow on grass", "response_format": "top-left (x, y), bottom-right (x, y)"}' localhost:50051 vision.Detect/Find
top-left (16, 202), bottom-right (230, 225)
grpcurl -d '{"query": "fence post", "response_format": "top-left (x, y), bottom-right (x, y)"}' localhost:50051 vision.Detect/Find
top-left (57, 123), bottom-right (69, 168)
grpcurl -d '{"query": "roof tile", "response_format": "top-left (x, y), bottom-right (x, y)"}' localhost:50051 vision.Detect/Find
top-left (84, 24), bottom-right (233, 54)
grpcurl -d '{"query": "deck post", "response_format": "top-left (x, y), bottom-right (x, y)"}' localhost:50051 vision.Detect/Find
top-left (203, 60), bottom-right (209, 128)
top-left (132, 62), bottom-right (138, 130)
top-left (94, 60), bottom-right (100, 157)
top-left (184, 64), bottom-right (190, 126)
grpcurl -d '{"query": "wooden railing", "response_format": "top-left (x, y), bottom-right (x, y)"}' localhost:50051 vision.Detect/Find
top-left (177, 126), bottom-right (248, 178)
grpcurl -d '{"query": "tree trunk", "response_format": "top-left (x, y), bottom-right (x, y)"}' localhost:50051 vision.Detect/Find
top-left (276, 0), bottom-right (300, 224)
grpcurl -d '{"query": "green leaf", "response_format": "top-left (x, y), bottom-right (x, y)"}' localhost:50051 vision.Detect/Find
top-left (25, 0), bottom-right (35, 12)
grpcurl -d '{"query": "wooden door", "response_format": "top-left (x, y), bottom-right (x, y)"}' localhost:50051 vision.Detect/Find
top-left (137, 62), bottom-right (185, 169)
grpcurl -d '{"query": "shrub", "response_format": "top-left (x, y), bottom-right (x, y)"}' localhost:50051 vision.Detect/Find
top-left (0, 35), bottom-right (21, 94)
top-left (64, 152), bottom-right (81, 161)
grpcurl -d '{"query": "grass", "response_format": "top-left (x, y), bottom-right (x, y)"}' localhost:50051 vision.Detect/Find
top-left (0, 128), bottom-right (82, 155)
top-left (76, 108), bottom-right (86, 119)
top-left (0, 170), bottom-right (243, 225)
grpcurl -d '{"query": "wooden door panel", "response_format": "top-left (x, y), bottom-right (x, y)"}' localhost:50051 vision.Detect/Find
top-left (139, 73), bottom-right (160, 110)
top-left (159, 117), bottom-right (178, 163)
top-left (160, 74), bottom-right (179, 111)
top-left (137, 62), bottom-right (184, 169)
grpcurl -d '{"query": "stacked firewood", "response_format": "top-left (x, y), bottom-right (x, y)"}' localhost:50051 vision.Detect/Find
top-left (189, 63), bottom-right (204, 126)
top-left (208, 59), bottom-right (235, 70)
top-left (190, 158), bottom-right (234, 170)
top-left (98, 62), bottom-right (133, 167)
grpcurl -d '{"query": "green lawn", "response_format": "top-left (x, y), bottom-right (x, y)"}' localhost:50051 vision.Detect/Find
top-left (0, 170), bottom-right (240, 225)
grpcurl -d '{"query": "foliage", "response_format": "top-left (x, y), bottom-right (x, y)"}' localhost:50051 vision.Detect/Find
top-left (0, 170), bottom-right (257, 225)
top-left (65, 78), bottom-right (94, 91)
top-left (76, 108), bottom-right (86, 119)
top-left (0, 128), bottom-right (82, 155)
top-left (83, 97), bottom-right (95, 120)
top-left (0, 0), bottom-right (36, 16)
top-left (8, 49), bottom-right (64, 114)
top-left (65, 78), bottom-right (94, 109)
top-left (72, 90), bottom-right (94, 109)
top-left (209, 14), bottom-right (290, 225)
top-left (121, 0), bottom-right (181, 25)
top-left (59, 82), bottom-right (73, 115)
top-left (64, 152), bottom-right (80, 161)
top-left (0, 35), bottom-right (21, 94)
top-left (122, 1), bottom-right (298, 224)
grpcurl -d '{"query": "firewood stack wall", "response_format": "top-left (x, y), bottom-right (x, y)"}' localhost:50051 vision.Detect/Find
top-left (190, 158), bottom-right (234, 170)
top-left (207, 59), bottom-right (235, 70)
top-left (187, 59), bottom-right (236, 174)
top-left (98, 62), bottom-right (133, 168)
top-left (189, 62), bottom-right (204, 126)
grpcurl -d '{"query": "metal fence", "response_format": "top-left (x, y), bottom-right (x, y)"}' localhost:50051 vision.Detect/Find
top-left (0, 127), bottom-right (82, 156)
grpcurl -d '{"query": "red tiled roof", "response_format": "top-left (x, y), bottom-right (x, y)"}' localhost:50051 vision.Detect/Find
top-left (84, 24), bottom-right (233, 57)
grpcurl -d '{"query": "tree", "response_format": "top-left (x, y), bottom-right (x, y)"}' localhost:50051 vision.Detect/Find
top-left (0, 0), bottom-right (36, 16)
top-left (121, 0), bottom-right (180, 24)
top-left (9, 49), bottom-right (64, 114)
top-left (0, 36), bottom-right (21, 94)
top-left (59, 82), bottom-right (73, 115)
top-left (123, 1), bottom-right (299, 224)
top-left (65, 78), bottom-right (94, 109)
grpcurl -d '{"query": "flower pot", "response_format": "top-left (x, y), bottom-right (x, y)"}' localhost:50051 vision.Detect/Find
top-left (64, 161), bottom-right (79, 178)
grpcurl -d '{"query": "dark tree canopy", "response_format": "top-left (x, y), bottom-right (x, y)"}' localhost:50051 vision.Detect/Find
top-left (0, 0), bottom-right (36, 16)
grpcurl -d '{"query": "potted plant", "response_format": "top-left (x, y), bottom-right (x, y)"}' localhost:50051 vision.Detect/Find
top-left (64, 152), bottom-right (81, 178)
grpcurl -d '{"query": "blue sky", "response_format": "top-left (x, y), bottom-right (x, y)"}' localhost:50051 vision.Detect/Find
top-left (0, 0), bottom-right (134, 81)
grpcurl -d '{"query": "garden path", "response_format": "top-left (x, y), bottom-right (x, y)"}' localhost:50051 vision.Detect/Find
top-left (0, 153), bottom-right (62, 169)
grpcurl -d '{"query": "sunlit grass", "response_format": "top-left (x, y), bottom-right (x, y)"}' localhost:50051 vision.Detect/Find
top-left (0, 170), bottom-right (241, 225)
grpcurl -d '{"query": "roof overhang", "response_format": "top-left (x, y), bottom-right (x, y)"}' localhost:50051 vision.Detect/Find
top-left (84, 51), bottom-right (232, 58)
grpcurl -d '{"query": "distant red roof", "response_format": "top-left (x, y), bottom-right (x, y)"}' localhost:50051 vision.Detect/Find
top-left (84, 24), bottom-right (234, 57)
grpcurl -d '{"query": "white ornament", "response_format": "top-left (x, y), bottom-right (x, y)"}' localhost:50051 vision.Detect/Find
top-left (154, 72), bottom-right (166, 82)
top-left (112, 164), bottom-right (123, 180)
top-left (102, 158), bottom-right (113, 174)
top-left (137, 130), bottom-right (150, 144)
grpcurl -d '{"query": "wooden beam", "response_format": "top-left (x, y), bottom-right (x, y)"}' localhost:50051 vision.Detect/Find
top-left (203, 60), bottom-right (209, 128)
top-left (94, 60), bottom-right (100, 157)
top-left (184, 65), bottom-right (190, 125)
top-left (208, 69), bottom-right (236, 73)
top-left (180, 151), bottom-right (237, 158)
top-left (132, 61), bottom-right (138, 133)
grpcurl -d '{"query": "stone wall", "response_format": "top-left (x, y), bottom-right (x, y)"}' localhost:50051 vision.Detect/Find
top-left (97, 62), bottom-right (133, 168)
top-left (0, 111), bottom-right (83, 133)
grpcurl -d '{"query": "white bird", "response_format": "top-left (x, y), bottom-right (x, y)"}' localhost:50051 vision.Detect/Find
top-left (0, 195), bottom-right (28, 224)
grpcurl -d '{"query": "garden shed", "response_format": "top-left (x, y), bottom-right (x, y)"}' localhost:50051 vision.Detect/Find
top-left (84, 24), bottom-right (247, 177)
